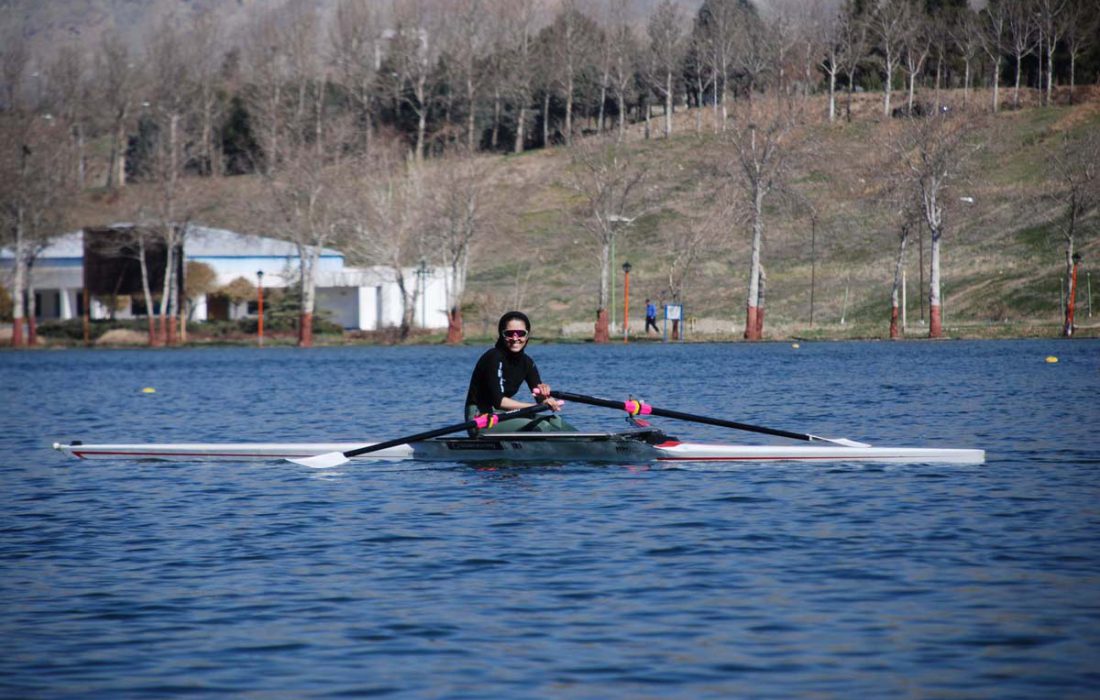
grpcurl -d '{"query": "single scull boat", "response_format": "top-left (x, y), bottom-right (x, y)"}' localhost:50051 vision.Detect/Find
top-left (52, 429), bottom-right (985, 465)
top-left (51, 392), bottom-right (985, 466)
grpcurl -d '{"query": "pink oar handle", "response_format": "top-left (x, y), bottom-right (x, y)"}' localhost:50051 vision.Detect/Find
top-left (474, 413), bottom-right (499, 429)
top-left (624, 399), bottom-right (652, 416)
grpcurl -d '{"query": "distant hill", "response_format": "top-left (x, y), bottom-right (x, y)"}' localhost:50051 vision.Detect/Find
top-left (71, 87), bottom-right (1100, 340)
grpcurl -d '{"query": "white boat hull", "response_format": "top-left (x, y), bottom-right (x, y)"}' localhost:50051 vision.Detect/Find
top-left (53, 431), bottom-right (985, 465)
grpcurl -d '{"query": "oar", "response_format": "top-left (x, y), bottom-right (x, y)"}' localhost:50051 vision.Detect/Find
top-left (289, 403), bottom-right (554, 468)
top-left (549, 390), bottom-right (870, 447)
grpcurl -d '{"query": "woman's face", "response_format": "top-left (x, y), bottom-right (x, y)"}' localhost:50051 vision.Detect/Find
top-left (502, 319), bottom-right (529, 353)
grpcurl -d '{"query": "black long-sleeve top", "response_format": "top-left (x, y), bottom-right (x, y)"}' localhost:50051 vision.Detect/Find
top-left (464, 343), bottom-right (542, 414)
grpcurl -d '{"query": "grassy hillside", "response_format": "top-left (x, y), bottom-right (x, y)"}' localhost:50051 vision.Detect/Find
top-left (457, 90), bottom-right (1100, 340)
top-left (73, 88), bottom-right (1100, 342)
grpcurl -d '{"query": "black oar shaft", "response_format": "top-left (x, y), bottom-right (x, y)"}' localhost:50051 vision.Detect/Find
top-left (341, 403), bottom-right (553, 458)
top-left (550, 390), bottom-right (815, 443)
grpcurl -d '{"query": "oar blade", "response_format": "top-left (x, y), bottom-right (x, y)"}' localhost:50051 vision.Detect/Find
top-left (289, 451), bottom-right (350, 469)
top-left (818, 437), bottom-right (872, 448)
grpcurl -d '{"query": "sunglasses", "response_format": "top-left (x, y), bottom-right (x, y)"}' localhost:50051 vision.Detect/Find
top-left (502, 329), bottom-right (528, 340)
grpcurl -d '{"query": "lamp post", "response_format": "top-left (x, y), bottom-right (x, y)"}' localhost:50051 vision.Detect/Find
top-left (622, 261), bottom-right (632, 343)
top-left (256, 270), bottom-right (264, 347)
top-left (608, 215), bottom-right (636, 334)
top-left (1065, 252), bottom-right (1082, 337)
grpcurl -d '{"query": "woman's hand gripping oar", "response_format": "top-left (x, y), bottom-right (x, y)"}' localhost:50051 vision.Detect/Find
top-left (549, 391), bottom-right (870, 447)
top-left (288, 403), bottom-right (554, 468)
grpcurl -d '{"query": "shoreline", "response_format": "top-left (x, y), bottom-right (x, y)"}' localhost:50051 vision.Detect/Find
top-left (3, 320), bottom-right (1097, 349)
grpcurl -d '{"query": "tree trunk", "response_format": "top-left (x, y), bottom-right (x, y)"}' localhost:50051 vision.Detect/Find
top-left (744, 189), bottom-right (764, 341)
top-left (1063, 243), bottom-right (1077, 336)
top-left (1046, 42), bottom-right (1055, 106)
top-left (755, 265), bottom-right (765, 337)
top-left (890, 225), bottom-right (909, 339)
top-left (928, 227), bottom-right (942, 338)
top-left (883, 50), bottom-right (893, 116)
top-left (846, 71), bottom-right (855, 122)
top-left (10, 231), bottom-right (26, 347)
top-left (26, 273), bottom-right (37, 346)
top-left (138, 237), bottom-right (158, 346)
top-left (299, 246), bottom-right (319, 347)
top-left (446, 307), bottom-right (463, 344)
top-left (964, 60), bottom-right (971, 105)
top-left (992, 59), bottom-right (1001, 113)
top-left (594, 307), bottom-right (610, 343)
top-left (664, 73), bottom-right (673, 138)
top-left (828, 69), bottom-right (837, 122)
top-left (1013, 56), bottom-right (1022, 108)
top-left (299, 311), bottom-right (314, 347)
top-left (542, 93), bottom-right (550, 147)
top-left (466, 77), bottom-right (477, 150)
top-left (565, 75), bottom-right (574, 146)
top-left (515, 104), bottom-right (526, 153)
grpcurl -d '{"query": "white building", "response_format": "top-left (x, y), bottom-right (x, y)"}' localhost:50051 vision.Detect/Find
top-left (1, 225), bottom-right (451, 331)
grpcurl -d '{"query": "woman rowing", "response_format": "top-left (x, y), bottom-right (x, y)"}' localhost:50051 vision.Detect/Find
top-left (465, 311), bottom-right (576, 435)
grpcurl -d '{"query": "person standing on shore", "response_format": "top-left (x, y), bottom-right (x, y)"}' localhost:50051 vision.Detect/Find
top-left (464, 311), bottom-right (575, 435)
top-left (645, 299), bottom-right (659, 335)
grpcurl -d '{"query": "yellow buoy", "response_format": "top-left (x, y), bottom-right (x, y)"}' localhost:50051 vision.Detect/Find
top-left (791, 343), bottom-right (800, 349)
top-left (1045, 356), bottom-right (1058, 364)
top-left (142, 387), bottom-right (157, 394)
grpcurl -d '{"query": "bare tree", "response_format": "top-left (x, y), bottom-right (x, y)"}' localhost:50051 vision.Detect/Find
top-left (44, 45), bottom-right (91, 187)
top-left (892, 112), bottom-right (980, 338)
top-left (499, 0), bottom-right (540, 153)
top-left (387, 0), bottom-right (437, 161)
top-left (330, 0), bottom-right (382, 154)
top-left (1, 42), bottom-right (77, 347)
top-left (927, 7), bottom-right (952, 112)
top-left (658, 197), bottom-right (723, 339)
top-left (735, 5), bottom-right (775, 101)
top-left (191, 11), bottom-right (225, 176)
top-left (949, 7), bottom-right (983, 107)
top-left (900, 6), bottom-right (931, 116)
top-left (140, 14), bottom-right (199, 345)
top-left (1036, 0), bottom-right (1068, 106)
top-left (242, 4), bottom-right (291, 173)
top-left (426, 150), bottom-right (494, 343)
top-left (836, 0), bottom-right (868, 123)
top-left (722, 101), bottom-right (801, 340)
top-left (607, 2), bottom-right (639, 141)
top-left (566, 136), bottom-right (649, 342)
top-left (443, 0), bottom-right (490, 151)
top-left (244, 3), bottom-right (344, 347)
top-left (342, 144), bottom-right (431, 339)
top-left (545, 0), bottom-right (598, 147)
top-left (645, 0), bottom-right (684, 139)
top-left (1047, 129), bottom-right (1099, 336)
top-left (887, 202), bottom-right (921, 339)
top-left (979, 0), bottom-right (1008, 113)
top-left (870, 0), bottom-right (910, 118)
top-left (818, 5), bottom-right (845, 123)
top-left (96, 30), bottom-right (140, 189)
top-left (697, 0), bottom-right (739, 131)
top-left (1063, 0), bottom-right (1098, 104)
top-left (1005, 0), bottom-right (1038, 109)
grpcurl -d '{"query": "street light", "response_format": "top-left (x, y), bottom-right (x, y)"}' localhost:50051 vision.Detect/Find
top-left (608, 215), bottom-right (636, 333)
top-left (622, 261), bottom-right (632, 343)
top-left (256, 270), bottom-right (264, 347)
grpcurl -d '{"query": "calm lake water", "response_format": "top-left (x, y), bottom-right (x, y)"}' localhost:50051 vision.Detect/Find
top-left (2, 339), bottom-right (1098, 698)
